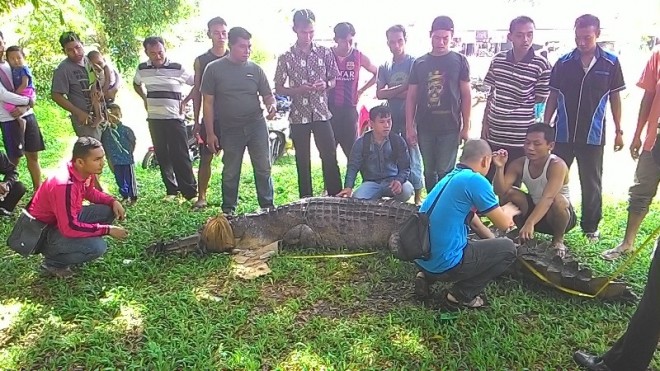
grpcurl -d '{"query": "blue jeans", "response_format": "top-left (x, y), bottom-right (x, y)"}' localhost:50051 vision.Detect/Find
top-left (408, 144), bottom-right (424, 191)
top-left (219, 121), bottom-right (274, 213)
top-left (42, 204), bottom-right (115, 268)
top-left (353, 179), bottom-right (414, 202)
top-left (418, 131), bottom-right (460, 193)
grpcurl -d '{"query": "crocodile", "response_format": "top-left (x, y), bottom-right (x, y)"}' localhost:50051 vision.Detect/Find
top-left (146, 197), bottom-right (635, 300)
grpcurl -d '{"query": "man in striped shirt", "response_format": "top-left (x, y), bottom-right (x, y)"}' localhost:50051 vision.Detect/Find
top-left (133, 36), bottom-right (198, 201)
top-left (482, 16), bottom-right (551, 182)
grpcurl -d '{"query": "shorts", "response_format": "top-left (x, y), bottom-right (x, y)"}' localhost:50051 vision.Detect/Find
top-left (1, 113), bottom-right (45, 159)
top-left (71, 117), bottom-right (103, 141)
top-left (515, 193), bottom-right (577, 235)
top-left (199, 121), bottom-right (221, 157)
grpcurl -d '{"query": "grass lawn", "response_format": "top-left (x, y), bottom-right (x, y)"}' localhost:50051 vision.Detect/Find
top-left (0, 102), bottom-right (659, 369)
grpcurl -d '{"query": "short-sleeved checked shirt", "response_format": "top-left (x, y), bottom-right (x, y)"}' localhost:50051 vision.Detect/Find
top-left (274, 43), bottom-right (340, 124)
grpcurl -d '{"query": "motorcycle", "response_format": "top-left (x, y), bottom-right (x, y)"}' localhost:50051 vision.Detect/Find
top-left (142, 104), bottom-right (200, 169)
top-left (471, 77), bottom-right (491, 107)
top-left (267, 94), bottom-right (291, 165)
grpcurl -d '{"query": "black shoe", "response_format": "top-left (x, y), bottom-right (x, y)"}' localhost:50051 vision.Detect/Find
top-left (0, 207), bottom-right (12, 217)
top-left (40, 263), bottom-right (74, 278)
top-left (573, 351), bottom-right (611, 370)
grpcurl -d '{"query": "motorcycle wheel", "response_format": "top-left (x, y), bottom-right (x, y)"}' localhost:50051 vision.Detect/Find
top-left (269, 131), bottom-right (286, 165)
top-left (142, 150), bottom-right (158, 169)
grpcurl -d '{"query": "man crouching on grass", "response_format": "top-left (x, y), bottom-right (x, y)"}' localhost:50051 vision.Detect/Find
top-left (14, 137), bottom-right (128, 278)
top-left (493, 124), bottom-right (576, 257)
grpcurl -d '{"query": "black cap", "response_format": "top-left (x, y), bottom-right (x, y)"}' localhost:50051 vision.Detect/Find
top-left (431, 16), bottom-right (454, 33)
top-left (334, 22), bottom-right (355, 39)
top-left (107, 103), bottom-right (121, 110)
top-left (293, 9), bottom-right (315, 27)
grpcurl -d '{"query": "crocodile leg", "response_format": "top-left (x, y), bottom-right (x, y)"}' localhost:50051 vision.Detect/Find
top-left (146, 233), bottom-right (202, 255)
top-left (282, 224), bottom-right (321, 249)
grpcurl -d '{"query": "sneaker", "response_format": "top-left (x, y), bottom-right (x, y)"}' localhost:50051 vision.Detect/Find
top-left (40, 263), bottom-right (74, 278)
top-left (585, 231), bottom-right (600, 243)
top-left (414, 272), bottom-right (430, 299)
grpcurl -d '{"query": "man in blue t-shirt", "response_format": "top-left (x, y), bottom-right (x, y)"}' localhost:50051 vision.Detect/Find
top-left (414, 139), bottom-right (520, 308)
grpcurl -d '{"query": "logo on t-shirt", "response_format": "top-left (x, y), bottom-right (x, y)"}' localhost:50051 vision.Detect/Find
top-left (346, 61), bottom-right (355, 71)
top-left (427, 70), bottom-right (445, 107)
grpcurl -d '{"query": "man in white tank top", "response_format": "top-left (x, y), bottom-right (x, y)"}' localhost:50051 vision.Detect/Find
top-left (492, 124), bottom-right (576, 256)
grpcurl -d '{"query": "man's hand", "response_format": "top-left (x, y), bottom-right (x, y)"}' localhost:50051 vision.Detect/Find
top-left (630, 135), bottom-right (642, 160)
top-left (501, 202), bottom-right (521, 228)
top-left (614, 132), bottom-right (624, 152)
top-left (10, 106), bottom-right (28, 119)
top-left (406, 129), bottom-right (418, 146)
top-left (112, 200), bottom-right (126, 221)
top-left (205, 133), bottom-right (221, 155)
top-left (108, 225), bottom-right (128, 240)
top-left (389, 180), bottom-right (403, 195)
top-left (74, 109), bottom-right (90, 125)
top-left (266, 104), bottom-right (277, 120)
top-left (460, 127), bottom-right (469, 144)
top-left (192, 123), bottom-right (201, 142)
top-left (0, 182), bottom-right (9, 196)
top-left (312, 80), bottom-right (327, 92)
top-left (519, 223), bottom-right (535, 242)
top-left (336, 188), bottom-right (353, 198)
top-left (492, 149), bottom-right (509, 168)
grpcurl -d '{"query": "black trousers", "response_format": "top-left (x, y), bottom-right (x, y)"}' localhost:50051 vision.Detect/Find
top-left (290, 121), bottom-right (342, 198)
top-left (602, 239), bottom-right (660, 371)
top-left (0, 181), bottom-right (25, 211)
top-left (329, 105), bottom-right (358, 160)
top-left (553, 142), bottom-right (603, 233)
top-left (147, 119), bottom-right (197, 199)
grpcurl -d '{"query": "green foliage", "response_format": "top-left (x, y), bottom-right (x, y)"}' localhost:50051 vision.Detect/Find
top-left (87, 0), bottom-right (194, 72)
top-left (15, 0), bottom-right (93, 96)
top-left (0, 0), bottom-right (38, 15)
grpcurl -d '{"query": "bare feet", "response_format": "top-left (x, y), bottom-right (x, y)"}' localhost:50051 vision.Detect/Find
top-left (550, 242), bottom-right (568, 259)
top-left (192, 198), bottom-right (208, 211)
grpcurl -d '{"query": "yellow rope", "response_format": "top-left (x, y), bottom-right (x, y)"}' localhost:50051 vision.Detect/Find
top-left (520, 224), bottom-right (660, 298)
top-left (286, 251), bottom-right (379, 259)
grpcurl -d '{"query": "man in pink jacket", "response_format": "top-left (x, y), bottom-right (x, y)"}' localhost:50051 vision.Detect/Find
top-left (28, 137), bottom-right (128, 277)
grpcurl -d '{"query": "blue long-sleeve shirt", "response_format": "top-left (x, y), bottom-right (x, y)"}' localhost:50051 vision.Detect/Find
top-left (344, 132), bottom-right (411, 188)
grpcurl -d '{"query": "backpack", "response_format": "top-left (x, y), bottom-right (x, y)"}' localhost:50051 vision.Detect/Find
top-left (361, 130), bottom-right (405, 160)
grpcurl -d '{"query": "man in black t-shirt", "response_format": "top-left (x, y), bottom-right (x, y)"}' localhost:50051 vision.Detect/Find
top-left (405, 16), bottom-right (472, 193)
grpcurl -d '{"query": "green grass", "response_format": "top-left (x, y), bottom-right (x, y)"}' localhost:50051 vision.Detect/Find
top-left (0, 102), bottom-right (659, 369)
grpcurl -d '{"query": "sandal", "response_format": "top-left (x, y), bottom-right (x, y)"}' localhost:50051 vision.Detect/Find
top-left (550, 242), bottom-right (568, 259)
top-left (584, 231), bottom-right (600, 243)
top-left (601, 247), bottom-right (632, 261)
top-left (446, 292), bottom-right (488, 309)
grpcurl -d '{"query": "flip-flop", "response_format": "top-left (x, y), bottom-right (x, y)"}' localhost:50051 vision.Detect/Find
top-left (601, 248), bottom-right (632, 261)
top-left (191, 200), bottom-right (208, 211)
top-left (446, 292), bottom-right (489, 309)
top-left (550, 243), bottom-right (568, 259)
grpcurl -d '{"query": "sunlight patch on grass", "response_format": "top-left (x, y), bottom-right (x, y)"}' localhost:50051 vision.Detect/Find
top-left (277, 346), bottom-right (331, 370)
top-left (387, 324), bottom-right (427, 356)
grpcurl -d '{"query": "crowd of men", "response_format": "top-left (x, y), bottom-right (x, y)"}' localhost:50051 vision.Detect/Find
top-left (0, 9), bottom-right (658, 370)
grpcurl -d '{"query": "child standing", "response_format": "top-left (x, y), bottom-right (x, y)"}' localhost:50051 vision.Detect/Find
top-left (3, 46), bottom-right (36, 135)
top-left (87, 50), bottom-right (119, 102)
top-left (101, 103), bottom-right (138, 204)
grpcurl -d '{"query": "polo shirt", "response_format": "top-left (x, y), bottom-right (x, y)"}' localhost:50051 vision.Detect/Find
top-left (414, 164), bottom-right (499, 274)
top-left (549, 46), bottom-right (625, 146)
top-left (484, 48), bottom-right (551, 148)
top-left (133, 59), bottom-right (194, 120)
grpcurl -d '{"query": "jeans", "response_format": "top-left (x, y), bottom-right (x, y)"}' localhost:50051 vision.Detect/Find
top-left (418, 237), bottom-right (517, 301)
top-left (353, 179), bottom-right (414, 202)
top-left (602, 239), bottom-right (660, 371)
top-left (42, 204), bottom-right (115, 268)
top-left (290, 121), bottom-right (342, 198)
top-left (218, 121), bottom-right (274, 213)
top-left (553, 142), bottom-right (603, 233)
top-left (408, 144), bottom-right (424, 191)
top-left (418, 131), bottom-right (460, 193)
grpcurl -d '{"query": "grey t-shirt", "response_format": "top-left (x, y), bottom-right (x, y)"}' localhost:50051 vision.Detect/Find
top-left (200, 57), bottom-right (272, 127)
top-left (51, 58), bottom-right (94, 124)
